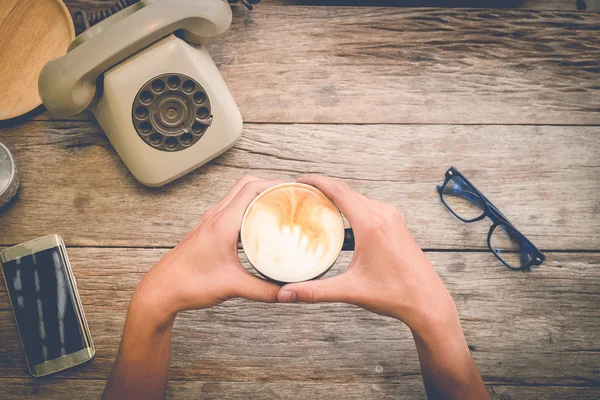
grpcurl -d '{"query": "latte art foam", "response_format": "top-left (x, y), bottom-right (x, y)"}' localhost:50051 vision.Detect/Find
top-left (241, 183), bottom-right (345, 283)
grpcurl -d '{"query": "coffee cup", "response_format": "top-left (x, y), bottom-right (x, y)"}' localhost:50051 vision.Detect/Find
top-left (240, 182), bottom-right (354, 283)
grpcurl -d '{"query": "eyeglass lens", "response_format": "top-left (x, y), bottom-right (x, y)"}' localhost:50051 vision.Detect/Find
top-left (489, 223), bottom-right (534, 269)
top-left (442, 175), bottom-right (486, 221)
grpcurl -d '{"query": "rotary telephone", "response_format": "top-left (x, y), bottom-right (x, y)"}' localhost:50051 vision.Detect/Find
top-left (38, 0), bottom-right (242, 186)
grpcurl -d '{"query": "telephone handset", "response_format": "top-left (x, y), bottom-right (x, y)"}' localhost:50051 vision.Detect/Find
top-left (39, 0), bottom-right (243, 187)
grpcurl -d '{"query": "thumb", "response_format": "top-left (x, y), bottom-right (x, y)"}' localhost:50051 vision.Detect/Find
top-left (233, 271), bottom-right (281, 303)
top-left (278, 274), bottom-right (351, 304)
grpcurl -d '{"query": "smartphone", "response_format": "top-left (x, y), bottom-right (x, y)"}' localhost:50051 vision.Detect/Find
top-left (0, 235), bottom-right (94, 377)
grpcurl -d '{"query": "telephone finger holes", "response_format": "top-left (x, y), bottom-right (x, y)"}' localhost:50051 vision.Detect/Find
top-left (180, 133), bottom-right (193, 146)
top-left (192, 121), bottom-right (206, 135)
top-left (196, 107), bottom-right (210, 119)
top-left (182, 80), bottom-right (195, 93)
top-left (152, 79), bottom-right (165, 93)
top-left (140, 91), bottom-right (153, 104)
top-left (135, 106), bottom-right (149, 119)
top-left (139, 121), bottom-right (152, 134)
top-left (165, 136), bottom-right (178, 150)
top-left (167, 76), bottom-right (181, 89)
top-left (150, 133), bottom-right (163, 146)
top-left (193, 92), bottom-right (206, 105)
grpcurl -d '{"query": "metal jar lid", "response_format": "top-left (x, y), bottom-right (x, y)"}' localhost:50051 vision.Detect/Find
top-left (0, 143), bottom-right (19, 208)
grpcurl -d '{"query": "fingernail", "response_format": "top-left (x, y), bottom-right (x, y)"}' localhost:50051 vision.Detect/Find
top-left (279, 291), bottom-right (297, 303)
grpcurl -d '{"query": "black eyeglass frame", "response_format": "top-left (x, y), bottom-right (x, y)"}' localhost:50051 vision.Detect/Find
top-left (438, 167), bottom-right (546, 271)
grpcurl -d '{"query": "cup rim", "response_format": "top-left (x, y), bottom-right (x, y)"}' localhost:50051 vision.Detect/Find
top-left (0, 143), bottom-right (16, 196)
top-left (240, 182), bottom-right (345, 283)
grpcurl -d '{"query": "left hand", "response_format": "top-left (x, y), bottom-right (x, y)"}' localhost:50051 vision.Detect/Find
top-left (134, 176), bottom-right (284, 322)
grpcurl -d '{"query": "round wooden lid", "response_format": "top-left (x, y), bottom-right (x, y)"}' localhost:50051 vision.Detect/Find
top-left (0, 0), bottom-right (75, 120)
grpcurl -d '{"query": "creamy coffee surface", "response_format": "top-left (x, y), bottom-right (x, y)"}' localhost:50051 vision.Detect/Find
top-left (241, 183), bottom-right (345, 283)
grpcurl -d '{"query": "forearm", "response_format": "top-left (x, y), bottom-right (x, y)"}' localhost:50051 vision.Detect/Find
top-left (408, 302), bottom-right (489, 400)
top-left (103, 278), bottom-right (177, 400)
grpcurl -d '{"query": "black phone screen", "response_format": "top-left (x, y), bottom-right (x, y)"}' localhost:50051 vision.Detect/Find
top-left (2, 247), bottom-right (87, 367)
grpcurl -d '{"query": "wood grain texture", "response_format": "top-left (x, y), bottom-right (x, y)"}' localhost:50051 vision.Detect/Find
top-left (63, 0), bottom-right (600, 12)
top-left (27, 5), bottom-right (600, 124)
top-left (1, 0), bottom-right (599, 398)
top-left (0, 0), bottom-right (74, 120)
top-left (1, 378), bottom-right (599, 400)
top-left (0, 122), bottom-right (598, 249)
top-left (0, 250), bottom-right (598, 387)
top-left (522, 0), bottom-right (600, 10)
top-left (282, 0), bottom-right (600, 11)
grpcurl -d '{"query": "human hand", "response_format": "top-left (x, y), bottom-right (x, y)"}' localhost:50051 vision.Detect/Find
top-left (277, 175), bottom-right (458, 332)
top-left (135, 176), bottom-right (284, 323)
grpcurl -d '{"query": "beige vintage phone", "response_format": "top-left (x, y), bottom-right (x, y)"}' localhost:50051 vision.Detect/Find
top-left (38, 0), bottom-right (242, 187)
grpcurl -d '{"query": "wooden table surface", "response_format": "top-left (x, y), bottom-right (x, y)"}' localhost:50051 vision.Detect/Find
top-left (1, 0), bottom-right (599, 398)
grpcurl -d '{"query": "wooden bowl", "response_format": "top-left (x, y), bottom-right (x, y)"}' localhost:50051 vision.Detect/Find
top-left (0, 0), bottom-right (75, 120)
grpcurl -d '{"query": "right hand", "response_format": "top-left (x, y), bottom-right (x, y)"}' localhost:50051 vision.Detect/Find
top-left (277, 175), bottom-right (458, 331)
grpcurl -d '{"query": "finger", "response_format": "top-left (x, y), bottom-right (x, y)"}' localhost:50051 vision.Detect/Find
top-left (349, 189), bottom-right (387, 217)
top-left (232, 271), bottom-right (281, 303)
top-left (220, 179), bottom-right (285, 225)
top-left (277, 273), bottom-right (353, 304)
top-left (198, 176), bottom-right (263, 225)
top-left (214, 175), bottom-right (262, 213)
top-left (353, 190), bottom-right (380, 208)
top-left (297, 175), bottom-right (375, 227)
top-left (341, 188), bottom-right (399, 223)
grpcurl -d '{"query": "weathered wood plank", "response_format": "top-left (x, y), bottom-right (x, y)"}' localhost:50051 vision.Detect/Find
top-left (0, 123), bottom-right (598, 249)
top-left (283, 0), bottom-right (600, 12)
top-left (522, 0), bottom-right (600, 10)
top-left (27, 6), bottom-right (600, 124)
top-left (1, 377), bottom-right (599, 400)
top-left (0, 250), bottom-right (598, 386)
top-left (63, 0), bottom-right (600, 13)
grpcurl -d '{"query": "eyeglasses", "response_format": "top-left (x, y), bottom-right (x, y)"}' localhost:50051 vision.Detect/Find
top-left (437, 167), bottom-right (545, 271)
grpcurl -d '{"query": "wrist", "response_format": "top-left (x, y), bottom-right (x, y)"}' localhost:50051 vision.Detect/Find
top-left (407, 296), bottom-right (467, 353)
top-left (404, 290), bottom-right (460, 337)
top-left (131, 268), bottom-right (179, 329)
